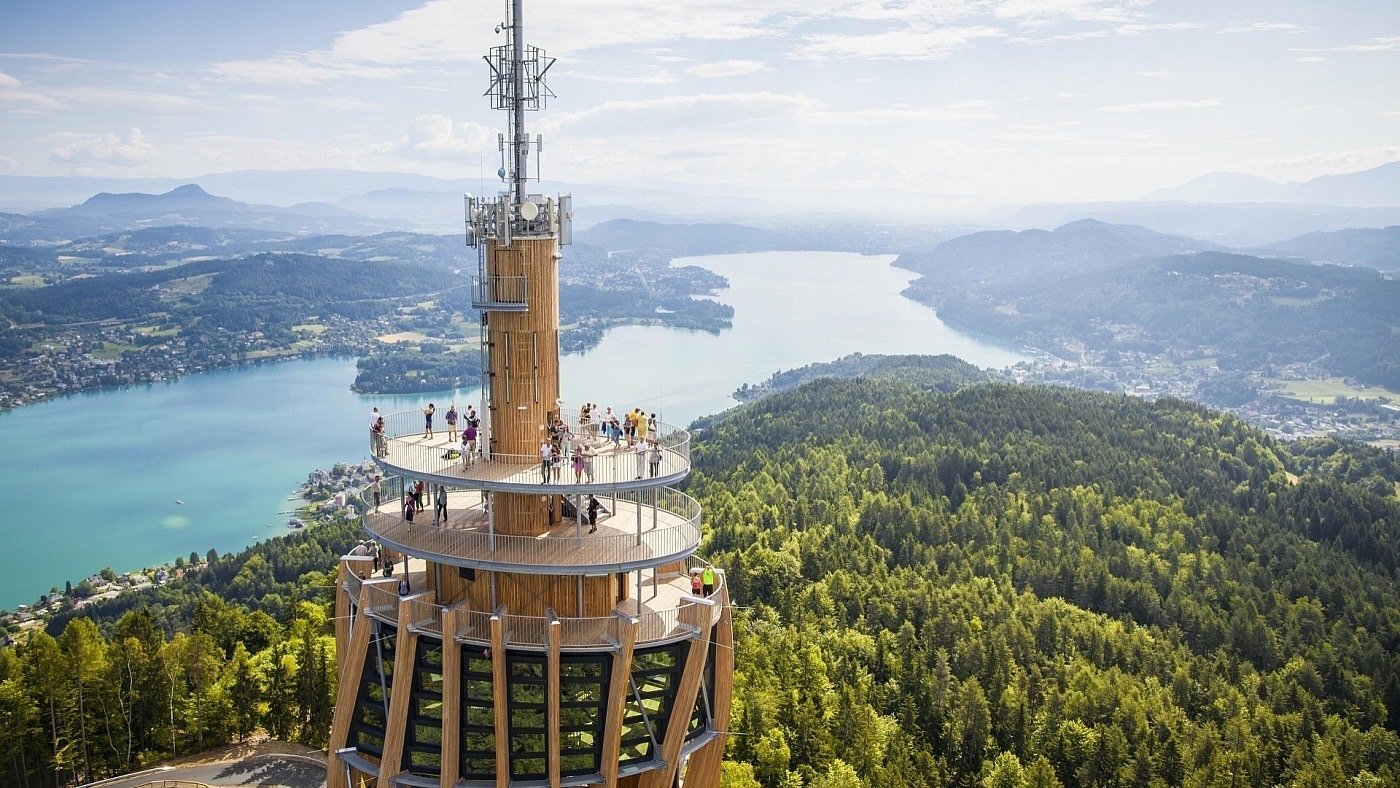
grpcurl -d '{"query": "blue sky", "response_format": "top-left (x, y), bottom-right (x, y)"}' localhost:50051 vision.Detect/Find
top-left (0, 0), bottom-right (1396, 203)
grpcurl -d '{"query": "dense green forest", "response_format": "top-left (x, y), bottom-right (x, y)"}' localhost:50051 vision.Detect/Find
top-left (733, 353), bottom-right (988, 403)
top-left (694, 380), bottom-right (1400, 786)
top-left (3, 379), bottom-right (1398, 786)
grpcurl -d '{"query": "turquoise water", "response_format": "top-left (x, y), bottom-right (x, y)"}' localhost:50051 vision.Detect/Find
top-left (0, 251), bottom-right (1026, 608)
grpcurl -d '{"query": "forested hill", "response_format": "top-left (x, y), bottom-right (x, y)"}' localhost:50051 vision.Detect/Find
top-left (693, 379), bottom-right (1400, 786)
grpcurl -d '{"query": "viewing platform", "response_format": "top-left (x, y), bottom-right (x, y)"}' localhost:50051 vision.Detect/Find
top-left (344, 556), bottom-right (725, 652)
top-left (372, 409), bottom-right (692, 493)
top-left (358, 484), bottom-right (701, 573)
top-left (469, 274), bottom-right (529, 311)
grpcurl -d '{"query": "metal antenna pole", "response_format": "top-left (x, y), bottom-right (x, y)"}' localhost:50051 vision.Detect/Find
top-left (511, 0), bottom-right (527, 206)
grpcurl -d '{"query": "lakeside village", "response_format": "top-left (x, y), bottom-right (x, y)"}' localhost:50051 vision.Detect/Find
top-left (0, 460), bottom-right (378, 643)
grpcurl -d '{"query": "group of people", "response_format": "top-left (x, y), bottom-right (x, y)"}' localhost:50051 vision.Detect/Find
top-left (537, 404), bottom-right (666, 484)
top-left (399, 479), bottom-right (451, 525)
top-left (578, 404), bottom-right (660, 448)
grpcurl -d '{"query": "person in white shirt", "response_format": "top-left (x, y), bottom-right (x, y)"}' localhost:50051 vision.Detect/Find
top-left (540, 441), bottom-right (554, 483)
top-left (634, 440), bottom-right (647, 480)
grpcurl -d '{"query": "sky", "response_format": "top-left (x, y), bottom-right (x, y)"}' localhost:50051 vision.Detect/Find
top-left (0, 0), bottom-right (1397, 204)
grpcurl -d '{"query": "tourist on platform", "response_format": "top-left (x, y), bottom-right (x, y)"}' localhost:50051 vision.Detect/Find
top-left (466, 406), bottom-right (479, 429)
top-left (587, 494), bottom-right (605, 533)
top-left (702, 565), bottom-right (716, 596)
top-left (624, 410), bottom-right (637, 445)
top-left (404, 495), bottom-right (417, 522)
top-left (371, 475), bottom-right (382, 509)
top-left (445, 403), bottom-right (458, 436)
top-left (371, 416), bottom-right (387, 457)
top-left (423, 402), bottom-right (435, 439)
top-left (636, 411), bottom-right (649, 445)
top-left (646, 413), bottom-right (658, 444)
top-left (584, 444), bottom-right (596, 483)
top-left (462, 424), bottom-right (477, 467)
top-left (414, 480), bottom-right (426, 510)
top-left (371, 542), bottom-right (381, 572)
top-left (540, 441), bottom-right (554, 483)
top-left (572, 444), bottom-right (585, 483)
top-left (370, 406), bottom-right (380, 429)
top-left (435, 485), bottom-right (448, 525)
top-left (579, 403), bottom-right (592, 440)
top-left (649, 441), bottom-right (662, 478)
top-left (635, 440), bottom-right (647, 480)
top-left (397, 577), bottom-right (410, 596)
top-left (690, 569), bottom-right (703, 597)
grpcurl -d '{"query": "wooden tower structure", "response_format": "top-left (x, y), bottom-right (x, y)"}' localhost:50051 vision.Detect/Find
top-left (327, 2), bottom-right (734, 785)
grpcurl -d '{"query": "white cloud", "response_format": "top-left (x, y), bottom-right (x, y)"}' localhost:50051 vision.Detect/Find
top-left (312, 97), bottom-right (386, 111)
top-left (1219, 21), bottom-right (1302, 34)
top-left (685, 59), bottom-right (765, 78)
top-left (0, 69), bottom-right (68, 111)
top-left (990, 0), bottom-right (1144, 24)
top-left (51, 87), bottom-right (210, 113)
top-left (545, 92), bottom-right (821, 134)
top-left (1296, 56), bottom-right (1325, 64)
top-left (1097, 98), bottom-right (1224, 112)
top-left (1291, 35), bottom-right (1400, 54)
top-left (1136, 70), bottom-right (1174, 78)
top-left (48, 128), bottom-right (155, 166)
top-left (797, 25), bottom-right (1004, 60)
top-left (377, 114), bottom-right (496, 161)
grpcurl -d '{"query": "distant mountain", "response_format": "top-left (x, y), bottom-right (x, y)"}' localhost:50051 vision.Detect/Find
top-left (8, 184), bottom-right (402, 241)
top-left (1257, 226), bottom-right (1400, 272)
top-left (1149, 162), bottom-right (1400, 207)
top-left (40, 184), bottom-right (242, 217)
top-left (898, 219), bottom-right (1221, 291)
top-left (998, 201), bottom-right (1400, 245)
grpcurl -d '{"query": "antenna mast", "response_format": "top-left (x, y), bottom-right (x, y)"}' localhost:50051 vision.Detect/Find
top-left (485, 0), bottom-right (554, 208)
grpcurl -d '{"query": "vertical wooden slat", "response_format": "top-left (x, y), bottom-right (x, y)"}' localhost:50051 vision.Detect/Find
top-left (379, 595), bottom-right (423, 786)
top-left (599, 615), bottom-right (639, 787)
top-left (490, 608), bottom-right (511, 788)
top-left (639, 599), bottom-right (716, 788)
top-left (547, 611), bottom-right (562, 787)
top-left (674, 579), bottom-right (734, 784)
top-left (327, 580), bottom-right (376, 788)
top-left (439, 606), bottom-right (462, 788)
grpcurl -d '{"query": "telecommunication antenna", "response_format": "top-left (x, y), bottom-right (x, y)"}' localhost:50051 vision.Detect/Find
top-left (484, 0), bottom-right (554, 207)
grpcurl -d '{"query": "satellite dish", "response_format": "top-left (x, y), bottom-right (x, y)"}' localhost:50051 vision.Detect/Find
top-left (519, 201), bottom-right (539, 221)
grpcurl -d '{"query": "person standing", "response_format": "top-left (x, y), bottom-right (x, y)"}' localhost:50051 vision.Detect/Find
top-left (414, 480), bottom-right (426, 510)
top-left (636, 411), bottom-right (649, 447)
top-left (634, 440), bottom-right (647, 480)
top-left (540, 440), bottom-right (554, 483)
top-left (435, 485), bottom-right (448, 525)
top-left (586, 494), bottom-right (603, 533)
top-left (371, 417), bottom-right (387, 458)
top-left (445, 403), bottom-right (458, 438)
top-left (423, 402), bottom-right (435, 439)
top-left (646, 413), bottom-right (658, 444)
top-left (648, 441), bottom-right (662, 478)
top-left (404, 494), bottom-right (417, 522)
top-left (702, 565), bottom-right (716, 596)
top-left (572, 444), bottom-right (585, 484)
top-left (583, 444), bottom-right (596, 483)
top-left (462, 424), bottom-right (477, 468)
top-left (371, 475), bottom-right (382, 509)
top-left (690, 569), bottom-right (703, 597)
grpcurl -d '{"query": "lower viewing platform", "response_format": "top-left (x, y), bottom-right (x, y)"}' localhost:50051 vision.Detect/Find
top-left (360, 483), bottom-right (701, 573)
top-left (342, 555), bottom-right (725, 651)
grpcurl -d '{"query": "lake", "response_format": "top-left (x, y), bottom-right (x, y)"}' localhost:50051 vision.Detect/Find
top-left (0, 251), bottom-right (1026, 608)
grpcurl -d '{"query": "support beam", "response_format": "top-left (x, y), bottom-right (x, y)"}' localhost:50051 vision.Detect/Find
top-left (674, 580), bottom-right (733, 784)
top-left (639, 599), bottom-right (716, 788)
top-left (490, 608), bottom-right (511, 788)
top-left (328, 580), bottom-right (378, 788)
top-left (439, 606), bottom-right (462, 788)
top-left (379, 594), bottom-right (424, 786)
top-left (599, 615), bottom-right (639, 787)
top-left (546, 611), bottom-right (562, 787)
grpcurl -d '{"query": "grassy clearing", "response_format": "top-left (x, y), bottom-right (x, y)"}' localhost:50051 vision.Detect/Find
top-left (135, 325), bottom-right (181, 337)
top-left (7, 275), bottom-right (45, 288)
top-left (377, 330), bottom-right (429, 344)
top-left (1275, 377), bottom-right (1399, 405)
top-left (292, 323), bottom-right (329, 335)
top-left (90, 342), bottom-right (135, 360)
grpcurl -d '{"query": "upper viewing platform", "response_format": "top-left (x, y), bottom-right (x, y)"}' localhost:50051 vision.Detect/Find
top-left (371, 408), bottom-right (691, 493)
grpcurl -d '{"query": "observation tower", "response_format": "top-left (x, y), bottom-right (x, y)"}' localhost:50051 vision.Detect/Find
top-left (327, 3), bottom-right (734, 786)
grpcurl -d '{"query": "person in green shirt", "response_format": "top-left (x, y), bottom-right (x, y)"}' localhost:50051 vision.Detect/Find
top-left (701, 565), bottom-right (716, 596)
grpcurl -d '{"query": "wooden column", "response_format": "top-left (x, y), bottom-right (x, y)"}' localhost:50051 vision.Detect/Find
top-left (490, 608), bottom-right (510, 788)
top-left (439, 606), bottom-right (462, 788)
top-left (328, 581), bottom-right (376, 788)
top-left (599, 615), bottom-right (639, 787)
top-left (379, 595), bottom-right (424, 785)
top-left (546, 611), bottom-right (562, 787)
top-left (485, 237), bottom-right (560, 458)
top-left (336, 557), bottom-right (374, 684)
top-left (674, 580), bottom-right (734, 784)
top-left (639, 599), bottom-right (716, 788)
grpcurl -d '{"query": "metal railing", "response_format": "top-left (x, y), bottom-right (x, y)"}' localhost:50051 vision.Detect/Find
top-left (358, 482), bottom-right (701, 571)
top-left (470, 274), bottom-right (528, 309)
top-left (363, 581), bottom-right (401, 622)
top-left (373, 408), bottom-right (692, 488)
top-left (373, 560), bottom-right (727, 651)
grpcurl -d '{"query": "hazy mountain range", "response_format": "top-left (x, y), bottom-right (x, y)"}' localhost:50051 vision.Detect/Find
top-left (1148, 162), bottom-right (1400, 206)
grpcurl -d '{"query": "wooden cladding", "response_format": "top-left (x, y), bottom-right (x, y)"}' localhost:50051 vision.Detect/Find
top-left (485, 237), bottom-right (560, 457)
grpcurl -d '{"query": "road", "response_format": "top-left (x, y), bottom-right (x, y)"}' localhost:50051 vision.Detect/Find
top-left (89, 753), bottom-right (325, 788)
